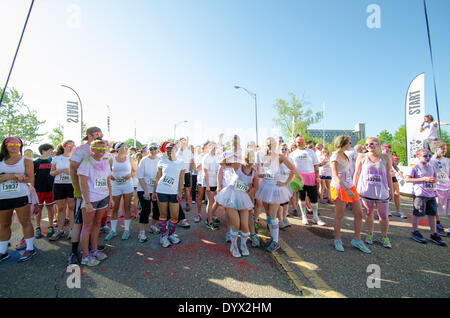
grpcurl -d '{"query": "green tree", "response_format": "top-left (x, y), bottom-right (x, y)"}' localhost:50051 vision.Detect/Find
top-left (390, 125), bottom-right (406, 165)
top-left (377, 130), bottom-right (393, 146)
top-left (273, 93), bottom-right (322, 140)
top-left (48, 125), bottom-right (64, 147)
top-left (0, 87), bottom-right (46, 146)
top-left (124, 138), bottom-right (143, 149)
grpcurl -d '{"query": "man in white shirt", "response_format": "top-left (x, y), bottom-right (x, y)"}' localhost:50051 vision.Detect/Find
top-left (289, 136), bottom-right (325, 226)
top-left (176, 137), bottom-right (195, 212)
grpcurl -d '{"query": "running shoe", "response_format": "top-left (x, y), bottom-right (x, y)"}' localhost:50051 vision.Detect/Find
top-left (91, 250), bottom-right (108, 261)
top-left (18, 249), bottom-right (37, 262)
top-left (194, 215), bottom-right (201, 223)
top-left (334, 240), bottom-right (344, 252)
top-left (105, 231), bottom-right (117, 241)
top-left (46, 226), bottom-right (55, 238)
top-left (393, 211), bottom-right (407, 219)
top-left (0, 253), bottom-right (10, 263)
top-left (206, 222), bottom-right (219, 231)
top-left (81, 255), bottom-right (100, 267)
top-left (34, 227), bottom-right (42, 239)
top-left (264, 238), bottom-right (274, 249)
top-left (250, 234), bottom-right (260, 247)
top-left (49, 230), bottom-right (65, 242)
top-left (149, 225), bottom-right (160, 234)
top-left (240, 241), bottom-right (249, 256)
top-left (100, 225), bottom-right (110, 234)
top-left (388, 211), bottom-right (393, 217)
top-left (292, 209), bottom-right (298, 217)
top-left (178, 219), bottom-right (191, 228)
top-left (301, 217), bottom-right (309, 225)
top-left (97, 244), bottom-right (106, 251)
top-left (312, 217), bottom-right (326, 226)
top-left (230, 243), bottom-right (241, 258)
top-left (411, 231), bottom-right (427, 244)
top-left (351, 239), bottom-right (371, 254)
top-left (16, 237), bottom-right (26, 250)
top-left (437, 224), bottom-right (447, 237)
top-left (192, 200), bottom-right (196, 204)
top-left (121, 230), bottom-right (131, 240)
top-left (279, 220), bottom-right (288, 229)
top-left (365, 234), bottom-right (374, 245)
top-left (160, 236), bottom-right (171, 248)
top-left (138, 233), bottom-right (148, 243)
top-left (168, 235), bottom-right (181, 245)
top-left (266, 241), bottom-right (280, 253)
top-left (429, 233), bottom-right (447, 247)
top-left (382, 237), bottom-right (392, 249)
top-left (67, 252), bottom-right (80, 265)
top-left (225, 231), bottom-right (232, 243)
top-left (212, 217), bottom-right (220, 224)
top-left (284, 219), bottom-right (291, 227)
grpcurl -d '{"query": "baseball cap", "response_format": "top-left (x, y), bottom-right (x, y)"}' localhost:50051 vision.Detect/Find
top-left (82, 127), bottom-right (103, 141)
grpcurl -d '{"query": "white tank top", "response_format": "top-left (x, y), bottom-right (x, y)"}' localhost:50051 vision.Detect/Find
top-left (0, 157), bottom-right (30, 199)
top-left (112, 156), bottom-right (132, 187)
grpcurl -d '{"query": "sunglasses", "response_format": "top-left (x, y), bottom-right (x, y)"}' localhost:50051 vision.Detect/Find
top-left (149, 147), bottom-right (158, 151)
top-left (120, 146), bottom-right (129, 150)
top-left (91, 147), bottom-right (106, 151)
top-left (90, 132), bottom-right (103, 138)
top-left (64, 144), bottom-right (74, 148)
top-left (422, 154), bottom-right (432, 158)
top-left (365, 143), bottom-right (377, 147)
top-left (281, 148), bottom-right (288, 151)
top-left (24, 151), bottom-right (33, 155)
top-left (7, 143), bottom-right (21, 147)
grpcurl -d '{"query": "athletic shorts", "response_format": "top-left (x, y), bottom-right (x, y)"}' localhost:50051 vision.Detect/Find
top-left (392, 177), bottom-right (398, 183)
top-left (156, 193), bottom-right (178, 204)
top-left (0, 196), bottom-right (29, 211)
top-left (330, 186), bottom-right (360, 203)
top-left (184, 172), bottom-right (191, 187)
top-left (299, 185), bottom-right (318, 203)
top-left (412, 196), bottom-right (437, 217)
top-left (320, 176), bottom-right (332, 180)
top-left (112, 184), bottom-right (134, 197)
top-left (37, 191), bottom-right (56, 206)
top-left (280, 202), bottom-right (289, 207)
top-left (80, 196), bottom-right (109, 211)
top-left (53, 184), bottom-right (74, 201)
top-left (204, 186), bottom-right (217, 192)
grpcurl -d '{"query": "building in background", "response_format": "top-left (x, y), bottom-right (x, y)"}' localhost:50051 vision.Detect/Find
top-left (307, 123), bottom-right (365, 145)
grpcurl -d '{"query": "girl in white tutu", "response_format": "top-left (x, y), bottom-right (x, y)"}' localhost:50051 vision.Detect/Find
top-left (255, 137), bottom-right (297, 253)
top-left (215, 147), bottom-right (258, 258)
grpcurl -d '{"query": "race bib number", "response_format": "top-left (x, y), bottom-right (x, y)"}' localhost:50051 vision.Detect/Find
top-left (234, 180), bottom-right (249, 192)
top-left (147, 178), bottom-right (155, 187)
top-left (59, 174), bottom-right (70, 183)
top-left (161, 176), bottom-right (175, 188)
top-left (95, 178), bottom-right (107, 190)
top-left (437, 173), bottom-right (448, 182)
top-left (115, 177), bottom-right (127, 184)
top-left (1, 180), bottom-right (19, 193)
top-left (424, 182), bottom-right (436, 190)
top-left (262, 168), bottom-right (274, 180)
top-left (367, 174), bottom-right (381, 184)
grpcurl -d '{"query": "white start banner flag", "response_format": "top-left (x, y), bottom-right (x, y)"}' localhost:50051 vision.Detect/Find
top-left (405, 73), bottom-right (425, 166)
top-left (62, 87), bottom-right (82, 146)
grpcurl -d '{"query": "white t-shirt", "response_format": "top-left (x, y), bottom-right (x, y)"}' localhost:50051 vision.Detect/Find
top-left (195, 154), bottom-right (205, 185)
top-left (176, 149), bottom-right (193, 173)
top-left (280, 157), bottom-right (294, 183)
top-left (330, 152), bottom-right (353, 188)
top-left (289, 148), bottom-right (319, 174)
top-left (156, 157), bottom-right (185, 195)
top-left (77, 156), bottom-right (111, 202)
top-left (422, 122), bottom-right (438, 140)
top-left (202, 153), bottom-right (220, 187)
top-left (52, 155), bottom-right (72, 184)
top-left (136, 156), bottom-right (159, 192)
top-left (71, 143), bottom-right (91, 164)
top-left (318, 154), bottom-right (332, 177)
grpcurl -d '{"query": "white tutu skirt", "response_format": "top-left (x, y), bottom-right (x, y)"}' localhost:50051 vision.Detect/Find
top-left (215, 185), bottom-right (254, 210)
top-left (255, 181), bottom-right (292, 204)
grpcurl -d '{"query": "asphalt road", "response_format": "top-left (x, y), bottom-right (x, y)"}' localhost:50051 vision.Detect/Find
top-left (0, 196), bottom-right (448, 298)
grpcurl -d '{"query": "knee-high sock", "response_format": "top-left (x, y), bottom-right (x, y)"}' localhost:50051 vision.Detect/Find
top-left (299, 201), bottom-right (307, 218)
top-left (266, 216), bottom-right (272, 236)
top-left (312, 203), bottom-right (319, 219)
top-left (168, 220), bottom-right (177, 236)
top-left (111, 219), bottom-right (118, 232)
top-left (158, 219), bottom-right (168, 236)
top-left (271, 219), bottom-right (279, 243)
top-left (124, 219), bottom-right (131, 231)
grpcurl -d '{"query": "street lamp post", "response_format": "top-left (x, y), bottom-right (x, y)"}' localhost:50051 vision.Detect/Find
top-left (61, 85), bottom-right (84, 141)
top-left (174, 120), bottom-right (188, 140)
top-left (234, 86), bottom-right (258, 146)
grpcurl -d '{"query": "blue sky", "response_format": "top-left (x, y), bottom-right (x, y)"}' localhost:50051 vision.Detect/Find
top-left (1, 0), bottom-right (449, 147)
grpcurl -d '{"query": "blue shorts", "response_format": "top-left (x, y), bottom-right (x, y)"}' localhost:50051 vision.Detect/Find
top-left (157, 193), bottom-right (178, 204)
top-left (320, 176), bottom-right (332, 180)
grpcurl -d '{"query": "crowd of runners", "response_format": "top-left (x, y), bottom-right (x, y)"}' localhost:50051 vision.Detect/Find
top-left (0, 120), bottom-right (449, 266)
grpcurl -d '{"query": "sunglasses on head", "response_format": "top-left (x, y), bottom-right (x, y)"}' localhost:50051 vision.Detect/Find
top-left (91, 147), bottom-right (106, 151)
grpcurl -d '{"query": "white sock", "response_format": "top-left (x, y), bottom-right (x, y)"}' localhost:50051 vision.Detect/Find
top-left (240, 232), bottom-right (249, 246)
top-left (271, 219), bottom-right (279, 243)
top-left (124, 219), bottom-right (131, 231)
top-left (0, 241), bottom-right (8, 254)
top-left (230, 229), bottom-right (239, 245)
top-left (312, 203), bottom-right (319, 219)
top-left (139, 230), bottom-right (145, 236)
top-left (111, 219), bottom-right (118, 232)
top-left (300, 202), bottom-right (307, 217)
top-left (25, 237), bottom-right (34, 251)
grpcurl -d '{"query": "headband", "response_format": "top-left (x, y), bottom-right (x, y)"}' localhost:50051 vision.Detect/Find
top-left (5, 137), bottom-right (22, 145)
top-left (114, 142), bottom-right (124, 151)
